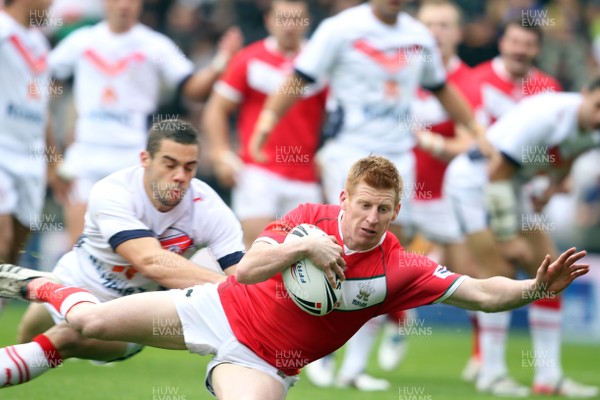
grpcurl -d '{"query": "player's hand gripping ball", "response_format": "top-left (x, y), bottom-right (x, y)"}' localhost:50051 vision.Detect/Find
top-left (282, 224), bottom-right (343, 316)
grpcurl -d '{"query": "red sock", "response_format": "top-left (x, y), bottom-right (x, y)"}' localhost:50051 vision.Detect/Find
top-left (532, 296), bottom-right (561, 310)
top-left (30, 281), bottom-right (100, 317)
top-left (32, 335), bottom-right (62, 368)
top-left (470, 314), bottom-right (480, 359)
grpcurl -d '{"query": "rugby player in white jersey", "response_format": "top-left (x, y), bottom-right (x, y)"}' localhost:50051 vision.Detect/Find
top-left (0, 0), bottom-right (67, 314)
top-left (203, 0), bottom-right (327, 249)
top-left (0, 155), bottom-right (590, 400)
top-left (247, 0), bottom-right (484, 389)
top-left (49, 0), bottom-right (242, 246)
top-left (0, 120), bottom-right (245, 387)
top-left (445, 86), bottom-right (600, 397)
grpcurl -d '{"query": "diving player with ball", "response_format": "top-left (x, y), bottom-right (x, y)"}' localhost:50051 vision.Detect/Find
top-left (0, 156), bottom-right (590, 400)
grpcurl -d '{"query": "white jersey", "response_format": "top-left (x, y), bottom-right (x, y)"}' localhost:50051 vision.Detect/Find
top-left (295, 3), bottom-right (446, 153)
top-left (72, 166), bottom-right (245, 300)
top-left (48, 22), bottom-right (194, 149)
top-left (0, 11), bottom-right (50, 155)
top-left (488, 93), bottom-right (600, 180)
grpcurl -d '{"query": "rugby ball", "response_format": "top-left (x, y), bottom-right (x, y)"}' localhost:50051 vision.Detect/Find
top-left (282, 224), bottom-right (343, 316)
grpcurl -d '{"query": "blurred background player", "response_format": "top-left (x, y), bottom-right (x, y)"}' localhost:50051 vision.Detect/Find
top-left (465, 17), bottom-right (566, 390)
top-left (377, 0), bottom-right (481, 376)
top-left (445, 86), bottom-right (600, 397)
top-left (203, 0), bottom-right (327, 248)
top-left (49, 0), bottom-right (243, 246)
top-left (0, 0), bottom-right (67, 314)
top-left (470, 18), bottom-right (562, 127)
top-left (247, 0), bottom-right (484, 390)
top-left (0, 120), bottom-right (246, 387)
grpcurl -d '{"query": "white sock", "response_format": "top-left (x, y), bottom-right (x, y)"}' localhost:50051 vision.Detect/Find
top-left (476, 311), bottom-right (511, 388)
top-left (0, 342), bottom-right (57, 386)
top-left (338, 316), bottom-right (384, 380)
top-left (529, 305), bottom-right (563, 385)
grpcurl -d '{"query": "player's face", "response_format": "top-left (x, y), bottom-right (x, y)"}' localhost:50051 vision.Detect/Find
top-left (499, 25), bottom-right (540, 78)
top-left (370, 0), bottom-right (406, 23)
top-left (104, 0), bottom-right (142, 33)
top-left (266, 1), bottom-right (309, 52)
top-left (579, 88), bottom-right (600, 131)
top-left (418, 4), bottom-right (461, 60)
top-left (142, 139), bottom-right (198, 211)
top-left (340, 182), bottom-right (400, 251)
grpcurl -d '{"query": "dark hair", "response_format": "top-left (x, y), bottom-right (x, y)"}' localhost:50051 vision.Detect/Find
top-left (5, 0), bottom-right (16, 6)
top-left (500, 17), bottom-right (543, 43)
top-left (146, 119), bottom-right (198, 157)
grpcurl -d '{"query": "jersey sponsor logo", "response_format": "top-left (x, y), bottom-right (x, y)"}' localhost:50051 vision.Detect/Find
top-left (433, 265), bottom-right (453, 279)
top-left (5, 102), bottom-right (44, 124)
top-left (336, 276), bottom-right (386, 311)
top-left (88, 255), bottom-right (150, 296)
top-left (158, 227), bottom-right (193, 254)
top-left (9, 35), bottom-right (47, 74)
top-left (83, 50), bottom-right (145, 76)
top-left (87, 110), bottom-right (131, 125)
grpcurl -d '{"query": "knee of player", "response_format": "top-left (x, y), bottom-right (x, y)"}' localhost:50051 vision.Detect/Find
top-left (67, 308), bottom-right (107, 340)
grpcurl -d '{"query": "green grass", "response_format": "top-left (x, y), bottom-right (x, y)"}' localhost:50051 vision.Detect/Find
top-left (1, 302), bottom-right (599, 399)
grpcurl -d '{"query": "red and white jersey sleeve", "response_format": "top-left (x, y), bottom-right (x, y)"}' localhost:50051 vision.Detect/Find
top-left (214, 39), bottom-right (327, 182)
top-left (49, 22), bottom-right (194, 150)
top-left (0, 11), bottom-right (50, 154)
top-left (294, 4), bottom-right (446, 153)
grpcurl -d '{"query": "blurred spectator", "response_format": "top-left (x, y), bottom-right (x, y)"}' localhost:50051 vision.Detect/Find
top-left (537, 0), bottom-right (590, 90)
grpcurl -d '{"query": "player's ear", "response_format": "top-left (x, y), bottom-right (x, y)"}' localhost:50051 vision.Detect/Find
top-left (393, 202), bottom-right (401, 220)
top-left (340, 189), bottom-right (348, 210)
top-left (140, 150), bottom-right (151, 167)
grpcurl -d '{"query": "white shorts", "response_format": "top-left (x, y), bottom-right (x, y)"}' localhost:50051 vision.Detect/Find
top-left (0, 153), bottom-right (45, 226)
top-left (232, 165), bottom-right (322, 220)
top-left (444, 151), bottom-right (530, 236)
top-left (444, 152), bottom-right (489, 235)
top-left (172, 283), bottom-right (299, 397)
top-left (61, 142), bottom-right (142, 203)
top-left (317, 140), bottom-right (414, 226)
top-left (412, 197), bottom-right (463, 244)
top-left (45, 250), bottom-right (145, 363)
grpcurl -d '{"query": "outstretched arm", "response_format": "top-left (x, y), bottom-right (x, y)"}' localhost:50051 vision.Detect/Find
top-left (443, 248), bottom-right (589, 312)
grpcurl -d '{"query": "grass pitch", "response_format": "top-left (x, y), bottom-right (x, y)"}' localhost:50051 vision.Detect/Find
top-left (1, 302), bottom-right (598, 400)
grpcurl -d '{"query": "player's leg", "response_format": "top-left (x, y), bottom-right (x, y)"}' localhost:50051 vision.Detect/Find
top-left (1, 321), bottom-right (141, 387)
top-left (211, 364), bottom-right (286, 400)
top-left (17, 303), bottom-right (55, 343)
top-left (232, 165), bottom-right (280, 248)
top-left (445, 157), bottom-right (527, 396)
top-left (520, 229), bottom-right (598, 397)
top-left (336, 316), bottom-right (389, 391)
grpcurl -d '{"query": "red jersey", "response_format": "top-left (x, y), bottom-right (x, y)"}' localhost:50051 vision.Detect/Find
top-left (218, 203), bottom-right (466, 376)
top-left (471, 57), bottom-right (562, 127)
top-left (412, 58), bottom-right (474, 200)
top-left (215, 37), bottom-right (328, 182)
